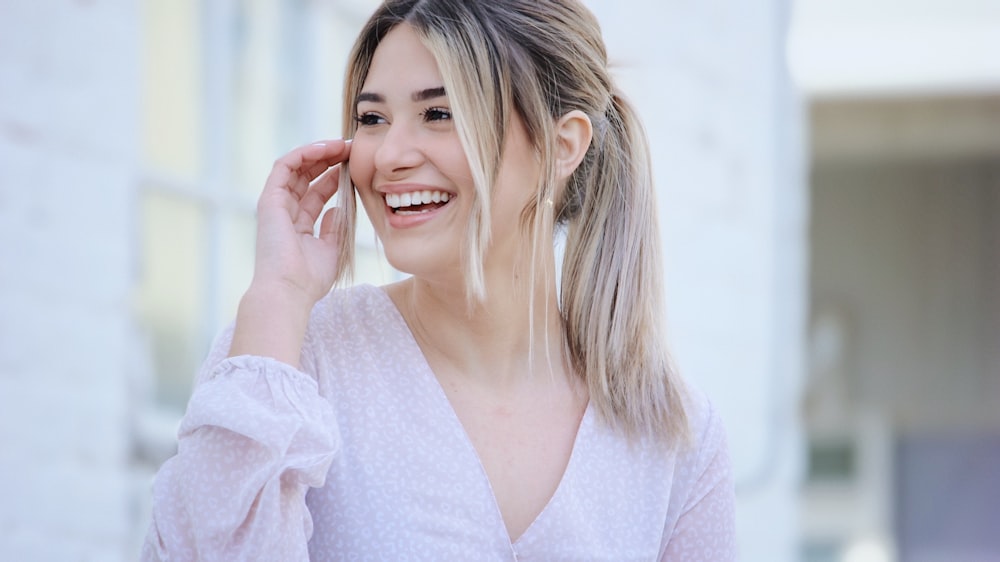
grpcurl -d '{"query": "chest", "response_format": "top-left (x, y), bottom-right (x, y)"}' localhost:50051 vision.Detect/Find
top-left (307, 375), bottom-right (675, 560)
top-left (445, 388), bottom-right (587, 542)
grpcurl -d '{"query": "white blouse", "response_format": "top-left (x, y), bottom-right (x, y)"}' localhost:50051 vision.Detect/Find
top-left (142, 284), bottom-right (736, 561)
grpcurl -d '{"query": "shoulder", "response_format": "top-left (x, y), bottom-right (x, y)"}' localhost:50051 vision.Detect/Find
top-left (670, 385), bottom-right (734, 509)
top-left (302, 283), bottom-right (411, 376)
top-left (682, 386), bottom-right (729, 460)
top-left (307, 283), bottom-right (398, 340)
top-left (658, 386), bottom-right (738, 559)
top-left (313, 283), bottom-right (390, 319)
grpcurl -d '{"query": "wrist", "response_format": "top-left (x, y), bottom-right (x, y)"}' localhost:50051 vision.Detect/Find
top-left (228, 283), bottom-right (317, 367)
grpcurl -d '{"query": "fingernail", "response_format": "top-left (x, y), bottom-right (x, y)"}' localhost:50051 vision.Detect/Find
top-left (311, 142), bottom-right (328, 147)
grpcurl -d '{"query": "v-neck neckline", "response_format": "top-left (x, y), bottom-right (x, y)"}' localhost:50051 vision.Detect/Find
top-left (371, 284), bottom-right (593, 548)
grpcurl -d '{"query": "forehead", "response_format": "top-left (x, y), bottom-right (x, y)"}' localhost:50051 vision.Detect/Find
top-left (361, 23), bottom-right (443, 95)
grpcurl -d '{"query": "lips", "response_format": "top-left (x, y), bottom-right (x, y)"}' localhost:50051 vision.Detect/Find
top-left (376, 185), bottom-right (455, 229)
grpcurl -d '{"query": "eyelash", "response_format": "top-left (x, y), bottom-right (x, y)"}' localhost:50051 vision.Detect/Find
top-left (353, 107), bottom-right (452, 127)
top-left (419, 107), bottom-right (452, 122)
top-left (353, 113), bottom-right (384, 127)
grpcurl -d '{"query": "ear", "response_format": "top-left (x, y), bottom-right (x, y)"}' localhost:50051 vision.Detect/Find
top-left (554, 110), bottom-right (593, 181)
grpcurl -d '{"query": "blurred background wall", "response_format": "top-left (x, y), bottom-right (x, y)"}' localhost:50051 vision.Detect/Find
top-left (791, 1), bottom-right (1000, 560)
top-left (0, 0), bottom-right (997, 561)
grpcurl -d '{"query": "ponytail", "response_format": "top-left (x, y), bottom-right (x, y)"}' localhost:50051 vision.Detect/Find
top-left (560, 93), bottom-right (690, 444)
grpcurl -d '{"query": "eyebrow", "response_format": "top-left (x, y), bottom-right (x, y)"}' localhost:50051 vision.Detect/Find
top-left (412, 87), bottom-right (446, 102)
top-left (355, 87), bottom-right (447, 106)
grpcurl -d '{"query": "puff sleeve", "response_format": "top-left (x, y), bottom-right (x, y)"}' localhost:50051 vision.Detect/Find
top-left (141, 327), bottom-right (339, 562)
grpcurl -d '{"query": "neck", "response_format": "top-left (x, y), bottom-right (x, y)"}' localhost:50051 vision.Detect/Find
top-left (387, 256), bottom-right (572, 390)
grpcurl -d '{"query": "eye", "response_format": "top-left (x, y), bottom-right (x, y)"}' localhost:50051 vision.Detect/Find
top-left (354, 112), bottom-right (386, 127)
top-left (420, 107), bottom-right (452, 122)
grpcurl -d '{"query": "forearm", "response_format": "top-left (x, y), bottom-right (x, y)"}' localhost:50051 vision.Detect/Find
top-left (229, 283), bottom-right (315, 368)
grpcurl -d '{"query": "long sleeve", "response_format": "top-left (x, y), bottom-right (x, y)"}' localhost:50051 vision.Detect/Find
top-left (659, 403), bottom-right (738, 561)
top-left (141, 329), bottom-right (340, 561)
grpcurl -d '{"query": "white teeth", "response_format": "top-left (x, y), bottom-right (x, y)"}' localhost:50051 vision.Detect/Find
top-left (384, 190), bottom-right (452, 209)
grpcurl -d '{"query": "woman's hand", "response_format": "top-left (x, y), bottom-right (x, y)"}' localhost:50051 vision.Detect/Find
top-left (252, 139), bottom-right (352, 305)
top-left (229, 139), bottom-right (352, 366)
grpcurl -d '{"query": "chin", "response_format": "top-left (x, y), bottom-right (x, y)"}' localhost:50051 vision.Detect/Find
top-left (380, 238), bottom-right (462, 281)
top-left (382, 240), bottom-right (448, 277)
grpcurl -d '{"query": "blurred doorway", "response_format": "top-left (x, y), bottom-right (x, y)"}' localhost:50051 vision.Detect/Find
top-left (801, 95), bottom-right (1000, 562)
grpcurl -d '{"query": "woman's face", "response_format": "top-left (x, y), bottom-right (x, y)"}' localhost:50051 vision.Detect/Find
top-left (349, 23), bottom-right (540, 283)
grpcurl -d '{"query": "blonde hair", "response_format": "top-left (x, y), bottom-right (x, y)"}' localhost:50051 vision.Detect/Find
top-left (337, 0), bottom-right (690, 445)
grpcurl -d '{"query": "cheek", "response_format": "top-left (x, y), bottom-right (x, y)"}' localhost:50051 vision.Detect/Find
top-left (432, 146), bottom-right (475, 193)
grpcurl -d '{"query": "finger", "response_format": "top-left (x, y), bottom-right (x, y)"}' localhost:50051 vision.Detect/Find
top-left (267, 139), bottom-right (351, 199)
top-left (297, 139), bottom-right (352, 179)
top-left (299, 140), bottom-right (352, 181)
top-left (297, 165), bottom-right (342, 228)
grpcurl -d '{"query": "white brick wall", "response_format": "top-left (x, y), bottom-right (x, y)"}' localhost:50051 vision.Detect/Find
top-left (0, 1), bottom-right (141, 560)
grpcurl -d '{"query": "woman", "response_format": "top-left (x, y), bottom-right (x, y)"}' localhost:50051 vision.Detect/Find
top-left (143, 1), bottom-right (736, 560)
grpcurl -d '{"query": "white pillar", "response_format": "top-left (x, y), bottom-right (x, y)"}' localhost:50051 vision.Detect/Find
top-left (0, 1), bottom-right (140, 560)
top-left (587, 1), bottom-right (808, 560)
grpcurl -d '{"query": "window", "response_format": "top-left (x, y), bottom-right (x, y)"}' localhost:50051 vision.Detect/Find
top-left (137, 0), bottom-right (395, 412)
top-left (806, 438), bottom-right (857, 484)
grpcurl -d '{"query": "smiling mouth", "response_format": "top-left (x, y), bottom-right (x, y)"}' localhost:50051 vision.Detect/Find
top-left (385, 190), bottom-right (452, 215)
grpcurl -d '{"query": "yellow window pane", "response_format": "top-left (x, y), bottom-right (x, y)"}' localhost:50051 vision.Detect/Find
top-left (142, 0), bottom-right (203, 178)
top-left (217, 212), bottom-right (257, 329)
top-left (137, 190), bottom-right (207, 408)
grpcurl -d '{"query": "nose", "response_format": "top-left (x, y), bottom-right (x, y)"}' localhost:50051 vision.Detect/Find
top-left (373, 121), bottom-right (425, 178)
